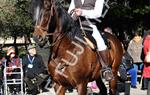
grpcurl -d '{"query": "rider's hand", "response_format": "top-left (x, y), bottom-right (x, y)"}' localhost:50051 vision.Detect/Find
top-left (74, 8), bottom-right (82, 16)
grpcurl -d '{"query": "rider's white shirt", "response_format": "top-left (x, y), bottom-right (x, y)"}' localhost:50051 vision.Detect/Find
top-left (68, 0), bottom-right (107, 51)
top-left (68, 0), bottom-right (104, 19)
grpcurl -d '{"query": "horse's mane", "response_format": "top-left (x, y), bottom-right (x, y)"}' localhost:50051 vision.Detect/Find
top-left (55, 2), bottom-right (83, 40)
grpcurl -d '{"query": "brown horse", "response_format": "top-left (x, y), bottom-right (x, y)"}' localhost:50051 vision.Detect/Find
top-left (32, 0), bottom-right (123, 95)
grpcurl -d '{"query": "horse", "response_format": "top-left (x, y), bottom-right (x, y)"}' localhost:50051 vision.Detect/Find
top-left (32, 0), bottom-right (123, 95)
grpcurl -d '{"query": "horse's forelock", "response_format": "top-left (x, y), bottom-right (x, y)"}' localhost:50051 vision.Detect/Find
top-left (31, 0), bottom-right (43, 23)
top-left (34, 6), bottom-right (40, 24)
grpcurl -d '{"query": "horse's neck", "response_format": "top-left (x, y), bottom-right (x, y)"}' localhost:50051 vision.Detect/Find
top-left (52, 35), bottom-right (72, 58)
top-left (50, 5), bottom-right (86, 56)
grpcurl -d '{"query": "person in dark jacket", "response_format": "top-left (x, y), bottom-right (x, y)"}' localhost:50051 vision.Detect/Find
top-left (121, 51), bottom-right (137, 88)
top-left (22, 44), bottom-right (48, 95)
top-left (0, 57), bottom-right (5, 88)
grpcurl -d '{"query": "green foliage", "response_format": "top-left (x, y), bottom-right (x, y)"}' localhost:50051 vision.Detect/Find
top-left (0, 0), bottom-right (149, 39)
top-left (103, 0), bottom-right (150, 33)
top-left (0, 0), bottom-right (33, 38)
top-left (0, 50), bottom-right (6, 57)
top-left (133, 5), bottom-right (150, 15)
top-left (18, 46), bottom-right (26, 58)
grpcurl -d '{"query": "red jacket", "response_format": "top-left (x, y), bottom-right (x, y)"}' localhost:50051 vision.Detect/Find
top-left (143, 35), bottom-right (150, 78)
top-left (6, 57), bottom-right (21, 73)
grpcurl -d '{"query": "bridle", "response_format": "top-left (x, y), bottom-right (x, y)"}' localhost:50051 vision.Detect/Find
top-left (35, 1), bottom-right (55, 35)
top-left (34, 1), bottom-right (68, 47)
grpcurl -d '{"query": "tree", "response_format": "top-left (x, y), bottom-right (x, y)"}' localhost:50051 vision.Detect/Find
top-left (0, 0), bottom-right (33, 54)
top-left (1, 0), bottom-right (150, 50)
top-left (0, 0), bottom-right (33, 37)
top-left (103, 0), bottom-right (150, 32)
top-left (100, 0), bottom-right (150, 49)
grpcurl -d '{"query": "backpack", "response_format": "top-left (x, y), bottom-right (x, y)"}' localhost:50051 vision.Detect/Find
top-left (118, 52), bottom-right (134, 81)
top-left (122, 52), bottom-right (134, 71)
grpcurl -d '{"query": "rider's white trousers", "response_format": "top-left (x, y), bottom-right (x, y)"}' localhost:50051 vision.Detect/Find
top-left (89, 24), bottom-right (107, 51)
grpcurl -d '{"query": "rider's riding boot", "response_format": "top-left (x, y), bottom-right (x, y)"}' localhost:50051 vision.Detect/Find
top-left (98, 49), bottom-right (114, 81)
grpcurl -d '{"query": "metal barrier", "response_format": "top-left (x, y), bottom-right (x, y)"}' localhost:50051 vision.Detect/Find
top-left (3, 60), bottom-right (24, 95)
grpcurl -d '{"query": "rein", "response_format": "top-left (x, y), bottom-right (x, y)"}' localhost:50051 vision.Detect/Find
top-left (48, 31), bottom-right (68, 47)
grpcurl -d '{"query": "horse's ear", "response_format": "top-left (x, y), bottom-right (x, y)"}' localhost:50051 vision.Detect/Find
top-left (51, 0), bottom-right (55, 3)
top-left (50, 0), bottom-right (53, 5)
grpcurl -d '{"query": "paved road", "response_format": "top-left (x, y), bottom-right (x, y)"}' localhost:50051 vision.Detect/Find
top-left (38, 82), bottom-right (147, 95)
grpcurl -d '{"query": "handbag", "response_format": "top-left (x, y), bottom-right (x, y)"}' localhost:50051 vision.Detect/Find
top-left (118, 52), bottom-right (134, 81)
top-left (122, 52), bottom-right (134, 71)
top-left (118, 64), bottom-right (128, 81)
top-left (145, 52), bottom-right (150, 63)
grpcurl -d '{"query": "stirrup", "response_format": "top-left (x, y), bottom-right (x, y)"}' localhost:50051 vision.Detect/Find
top-left (101, 67), bottom-right (114, 81)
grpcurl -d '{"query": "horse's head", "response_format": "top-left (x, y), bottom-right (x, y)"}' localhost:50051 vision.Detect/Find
top-left (32, 0), bottom-right (56, 47)
top-left (32, 0), bottom-right (75, 47)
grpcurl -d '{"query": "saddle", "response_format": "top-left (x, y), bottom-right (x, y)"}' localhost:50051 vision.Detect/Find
top-left (81, 25), bottom-right (110, 50)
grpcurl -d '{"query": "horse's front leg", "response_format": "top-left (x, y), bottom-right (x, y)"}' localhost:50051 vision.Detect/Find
top-left (77, 82), bottom-right (88, 95)
top-left (54, 83), bottom-right (65, 95)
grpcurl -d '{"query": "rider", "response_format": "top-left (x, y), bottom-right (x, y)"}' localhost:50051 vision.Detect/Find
top-left (68, 0), bottom-right (113, 81)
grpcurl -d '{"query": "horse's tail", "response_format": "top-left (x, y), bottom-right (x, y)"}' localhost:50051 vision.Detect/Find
top-left (106, 32), bottom-right (123, 68)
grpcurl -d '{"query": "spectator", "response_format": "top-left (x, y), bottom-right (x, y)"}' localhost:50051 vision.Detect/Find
top-left (0, 57), bottom-right (5, 88)
top-left (142, 32), bottom-right (150, 90)
top-left (0, 55), bottom-right (6, 88)
top-left (6, 46), bottom-right (21, 93)
top-left (6, 46), bottom-right (21, 68)
top-left (127, 32), bottom-right (143, 88)
top-left (143, 29), bottom-right (150, 44)
top-left (120, 51), bottom-right (137, 88)
top-left (22, 44), bottom-right (48, 95)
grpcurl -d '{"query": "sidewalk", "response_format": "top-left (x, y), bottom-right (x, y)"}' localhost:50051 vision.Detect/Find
top-left (38, 83), bottom-right (147, 95)
top-left (126, 83), bottom-right (146, 95)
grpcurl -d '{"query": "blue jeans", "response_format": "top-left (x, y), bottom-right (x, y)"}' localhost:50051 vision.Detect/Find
top-left (127, 63), bottom-right (143, 86)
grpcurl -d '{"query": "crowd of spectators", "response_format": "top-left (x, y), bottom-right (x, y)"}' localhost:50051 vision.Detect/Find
top-left (0, 44), bottom-right (50, 95)
top-left (120, 29), bottom-right (150, 95)
top-left (127, 32), bottom-right (143, 88)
